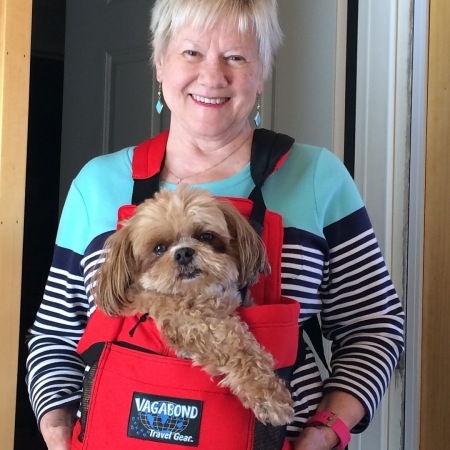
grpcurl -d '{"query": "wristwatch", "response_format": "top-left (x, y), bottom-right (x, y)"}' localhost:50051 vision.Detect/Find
top-left (305, 411), bottom-right (351, 450)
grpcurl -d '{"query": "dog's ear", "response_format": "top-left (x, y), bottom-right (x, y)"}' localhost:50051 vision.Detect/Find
top-left (217, 200), bottom-right (270, 287)
top-left (93, 225), bottom-right (136, 316)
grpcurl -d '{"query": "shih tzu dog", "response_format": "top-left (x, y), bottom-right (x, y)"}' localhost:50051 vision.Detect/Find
top-left (94, 185), bottom-right (294, 426)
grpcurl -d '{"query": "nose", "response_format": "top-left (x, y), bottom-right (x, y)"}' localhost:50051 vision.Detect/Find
top-left (174, 247), bottom-right (195, 266)
top-left (198, 59), bottom-right (228, 88)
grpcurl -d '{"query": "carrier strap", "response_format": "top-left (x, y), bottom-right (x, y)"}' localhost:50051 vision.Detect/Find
top-left (248, 129), bottom-right (294, 234)
top-left (131, 173), bottom-right (160, 207)
top-left (131, 128), bottom-right (294, 235)
top-left (299, 315), bottom-right (331, 375)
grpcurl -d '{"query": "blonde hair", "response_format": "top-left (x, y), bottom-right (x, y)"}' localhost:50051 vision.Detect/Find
top-left (150, 0), bottom-right (283, 79)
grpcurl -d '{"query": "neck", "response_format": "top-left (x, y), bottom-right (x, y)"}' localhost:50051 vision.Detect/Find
top-left (163, 124), bottom-right (253, 184)
top-left (167, 120), bottom-right (253, 154)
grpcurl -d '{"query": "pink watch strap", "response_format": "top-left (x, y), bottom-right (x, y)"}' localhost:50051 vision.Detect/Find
top-left (306, 411), bottom-right (351, 450)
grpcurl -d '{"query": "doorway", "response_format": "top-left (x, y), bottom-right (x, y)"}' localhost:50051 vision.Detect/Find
top-left (14, 1), bottom-right (66, 448)
top-left (13, 2), bottom-right (411, 449)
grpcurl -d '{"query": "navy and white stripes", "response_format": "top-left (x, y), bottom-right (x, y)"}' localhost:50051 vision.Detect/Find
top-left (282, 210), bottom-right (404, 437)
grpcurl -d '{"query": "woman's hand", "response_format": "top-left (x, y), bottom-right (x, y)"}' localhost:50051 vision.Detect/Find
top-left (40, 405), bottom-right (77, 450)
top-left (292, 390), bottom-right (366, 449)
top-left (291, 425), bottom-right (339, 450)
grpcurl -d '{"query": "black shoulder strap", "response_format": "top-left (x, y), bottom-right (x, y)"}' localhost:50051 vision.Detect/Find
top-left (132, 172), bottom-right (160, 206)
top-left (249, 129), bottom-right (294, 186)
top-left (248, 129), bottom-right (294, 234)
top-left (248, 131), bottom-right (330, 376)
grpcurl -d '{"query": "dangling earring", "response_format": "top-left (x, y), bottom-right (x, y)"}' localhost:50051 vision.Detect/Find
top-left (254, 93), bottom-right (261, 127)
top-left (156, 82), bottom-right (164, 114)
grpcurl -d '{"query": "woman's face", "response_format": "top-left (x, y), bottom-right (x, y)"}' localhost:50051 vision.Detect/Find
top-left (155, 23), bottom-right (264, 140)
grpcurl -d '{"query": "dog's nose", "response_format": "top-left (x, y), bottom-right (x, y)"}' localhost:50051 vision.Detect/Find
top-left (174, 247), bottom-right (195, 265)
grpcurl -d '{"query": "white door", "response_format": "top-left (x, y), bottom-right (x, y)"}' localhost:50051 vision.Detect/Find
top-left (60, 0), bottom-right (167, 204)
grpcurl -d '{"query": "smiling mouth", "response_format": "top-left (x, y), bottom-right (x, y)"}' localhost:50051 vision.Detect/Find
top-left (191, 94), bottom-right (229, 105)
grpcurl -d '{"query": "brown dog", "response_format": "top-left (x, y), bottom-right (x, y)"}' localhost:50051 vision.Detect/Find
top-left (94, 185), bottom-right (294, 426)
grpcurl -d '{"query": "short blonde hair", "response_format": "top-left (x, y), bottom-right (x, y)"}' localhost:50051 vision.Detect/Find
top-left (150, 0), bottom-right (283, 79)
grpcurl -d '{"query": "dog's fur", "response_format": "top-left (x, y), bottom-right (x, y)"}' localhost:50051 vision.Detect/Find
top-left (94, 185), bottom-right (294, 426)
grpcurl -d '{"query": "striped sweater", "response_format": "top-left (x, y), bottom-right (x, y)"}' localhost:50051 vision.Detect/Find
top-left (26, 137), bottom-right (404, 439)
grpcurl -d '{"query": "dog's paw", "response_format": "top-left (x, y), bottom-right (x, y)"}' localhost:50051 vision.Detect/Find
top-left (253, 400), bottom-right (294, 426)
top-left (250, 379), bottom-right (294, 426)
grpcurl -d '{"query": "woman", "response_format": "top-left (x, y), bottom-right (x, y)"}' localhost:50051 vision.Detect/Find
top-left (27, 1), bottom-right (405, 449)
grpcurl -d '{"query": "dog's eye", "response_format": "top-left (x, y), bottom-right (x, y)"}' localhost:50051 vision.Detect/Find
top-left (154, 243), bottom-right (167, 255)
top-left (198, 232), bottom-right (214, 243)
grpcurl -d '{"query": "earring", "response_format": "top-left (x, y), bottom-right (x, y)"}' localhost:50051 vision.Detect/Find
top-left (254, 93), bottom-right (261, 127)
top-left (156, 82), bottom-right (164, 114)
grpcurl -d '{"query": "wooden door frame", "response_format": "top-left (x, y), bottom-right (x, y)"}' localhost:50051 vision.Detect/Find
top-left (420, 0), bottom-right (450, 448)
top-left (0, 0), bottom-right (32, 449)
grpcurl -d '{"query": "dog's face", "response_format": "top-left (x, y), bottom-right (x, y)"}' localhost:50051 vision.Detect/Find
top-left (95, 185), bottom-right (270, 316)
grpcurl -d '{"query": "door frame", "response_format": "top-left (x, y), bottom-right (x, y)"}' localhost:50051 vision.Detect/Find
top-left (0, 0), bottom-right (32, 448)
top-left (404, 0), bottom-right (429, 448)
top-left (420, 0), bottom-right (450, 447)
top-left (352, 1), bottom-right (413, 448)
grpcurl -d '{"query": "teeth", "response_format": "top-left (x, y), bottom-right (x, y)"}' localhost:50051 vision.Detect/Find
top-left (192, 94), bottom-right (227, 105)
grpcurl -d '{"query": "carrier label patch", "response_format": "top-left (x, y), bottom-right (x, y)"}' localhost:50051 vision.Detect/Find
top-left (128, 392), bottom-right (203, 446)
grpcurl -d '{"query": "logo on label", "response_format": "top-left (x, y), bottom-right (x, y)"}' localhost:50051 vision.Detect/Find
top-left (128, 392), bottom-right (203, 446)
